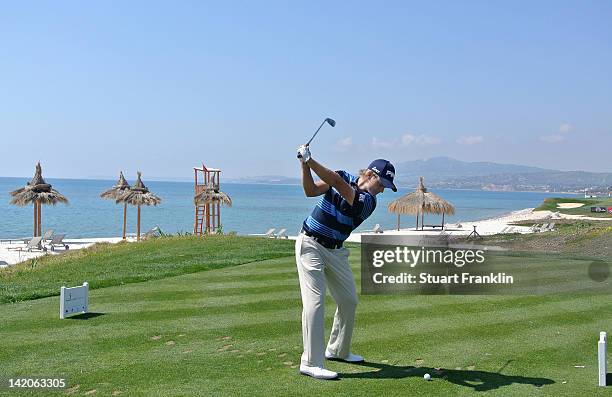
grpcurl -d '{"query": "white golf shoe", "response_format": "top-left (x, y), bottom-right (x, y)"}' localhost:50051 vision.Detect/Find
top-left (325, 349), bottom-right (365, 363)
top-left (299, 364), bottom-right (338, 380)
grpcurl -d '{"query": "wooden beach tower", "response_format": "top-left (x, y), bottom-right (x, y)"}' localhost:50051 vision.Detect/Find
top-left (193, 163), bottom-right (222, 235)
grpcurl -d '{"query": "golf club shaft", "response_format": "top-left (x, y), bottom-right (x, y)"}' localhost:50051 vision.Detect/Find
top-left (305, 119), bottom-right (327, 146)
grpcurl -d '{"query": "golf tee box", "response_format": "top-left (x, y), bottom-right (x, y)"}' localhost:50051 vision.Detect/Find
top-left (599, 331), bottom-right (607, 387)
top-left (59, 282), bottom-right (89, 319)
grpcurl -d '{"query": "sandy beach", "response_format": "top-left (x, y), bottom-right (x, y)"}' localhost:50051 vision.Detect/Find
top-left (2, 207), bottom-right (610, 267)
top-left (345, 207), bottom-right (612, 243)
top-left (0, 237), bottom-right (136, 267)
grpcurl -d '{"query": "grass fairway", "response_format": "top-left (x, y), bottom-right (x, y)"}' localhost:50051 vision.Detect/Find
top-left (0, 236), bottom-right (295, 303)
top-left (1, 242), bottom-right (611, 396)
top-left (535, 197), bottom-right (612, 218)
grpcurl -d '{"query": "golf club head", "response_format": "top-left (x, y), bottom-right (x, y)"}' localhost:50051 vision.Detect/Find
top-left (305, 117), bottom-right (336, 146)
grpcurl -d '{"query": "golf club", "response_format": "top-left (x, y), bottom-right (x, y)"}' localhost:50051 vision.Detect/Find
top-left (305, 118), bottom-right (336, 146)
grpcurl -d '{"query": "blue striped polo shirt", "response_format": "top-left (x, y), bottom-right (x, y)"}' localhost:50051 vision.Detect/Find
top-left (302, 170), bottom-right (377, 244)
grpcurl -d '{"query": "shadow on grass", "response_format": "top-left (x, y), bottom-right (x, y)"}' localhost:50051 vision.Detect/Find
top-left (339, 361), bottom-right (555, 391)
top-left (68, 312), bottom-right (105, 320)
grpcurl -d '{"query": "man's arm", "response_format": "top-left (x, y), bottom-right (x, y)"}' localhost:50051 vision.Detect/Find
top-left (306, 158), bottom-right (356, 205)
top-left (301, 162), bottom-right (330, 197)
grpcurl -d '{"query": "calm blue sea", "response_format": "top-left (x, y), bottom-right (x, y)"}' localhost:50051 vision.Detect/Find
top-left (0, 177), bottom-right (577, 239)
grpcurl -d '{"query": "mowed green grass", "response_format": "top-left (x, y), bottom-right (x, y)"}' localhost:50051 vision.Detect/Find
top-left (535, 197), bottom-right (612, 218)
top-left (0, 236), bottom-right (295, 303)
top-left (1, 245), bottom-right (611, 396)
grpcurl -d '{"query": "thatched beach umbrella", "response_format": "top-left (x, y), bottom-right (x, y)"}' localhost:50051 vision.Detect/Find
top-left (194, 181), bottom-right (232, 234)
top-left (194, 181), bottom-right (232, 207)
top-left (100, 171), bottom-right (131, 240)
top-left (115, 172), bottom-right (161, 241)
top-left (10, 162), bottom-right (69, 237)
top-left (388, 177), bottom-right (455, 231)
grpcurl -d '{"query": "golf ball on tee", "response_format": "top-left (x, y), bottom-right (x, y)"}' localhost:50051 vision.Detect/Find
top-left (424, 373), bottom-right (431, 381)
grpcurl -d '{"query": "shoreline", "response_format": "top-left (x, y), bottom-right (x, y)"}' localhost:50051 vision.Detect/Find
top-left (0, 176), bottom-right (586, 194)
top-left (345, 207), bottom-right (611, 242)
top-left (0, 237), bottom-right (134, 267)
top-left (2, 207), bottom-right (610, 267)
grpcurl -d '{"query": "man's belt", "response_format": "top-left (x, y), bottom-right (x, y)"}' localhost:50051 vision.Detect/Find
top-left (301, 228), bottom-right (344, 249)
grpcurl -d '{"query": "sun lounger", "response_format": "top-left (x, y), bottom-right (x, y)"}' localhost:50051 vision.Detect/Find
top-left (250, 228), bottom-right (276, 238)
top-left (529, 224), bottom-right (541, 232)
top-left (47, 234), bottom-right (69, 251)
top-left (141, 227), bottom-right (161, 240)
top-left (7, 236), bottom-right (45, 252)
top-left (499, 227), bottom-right (510, 234)
top-left (42, 229), bottom-right (55, 243)
top-left (539, 223), bottom-right (550, 232)
top-left (545, 222), bottom-right (556, 232)
top-left (276, 229), bottom-right (288, 239)
top-left (373, 224), bottom-right (384, 233)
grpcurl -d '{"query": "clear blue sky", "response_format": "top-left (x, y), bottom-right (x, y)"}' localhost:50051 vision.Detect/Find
top-left (1, 1), bottom-right (611, 181)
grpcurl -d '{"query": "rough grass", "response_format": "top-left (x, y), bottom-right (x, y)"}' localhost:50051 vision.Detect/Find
top-left (535, 197), bottom-right (612, 218)
top-left (477, 220), bottom-right (612, 258)
top-left (0, 236), bottom-right (294, 303)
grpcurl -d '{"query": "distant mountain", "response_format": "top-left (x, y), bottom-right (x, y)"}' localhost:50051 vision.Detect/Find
top-left (444, 171), bottom-right (612, 192)
top-left (227, 175), bottom-right (301, 185)
top-left (394, 157), bottom-right (611, 192)
top-left (231, 157), bottom-right (612, 193)
top-left (394, 156), bottom-right (553, 181)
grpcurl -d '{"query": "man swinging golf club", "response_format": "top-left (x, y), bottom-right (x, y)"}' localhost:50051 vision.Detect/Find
top-left (296, 135), bottom-right (397, 380)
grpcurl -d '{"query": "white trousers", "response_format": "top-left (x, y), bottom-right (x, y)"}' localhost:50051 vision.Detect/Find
top-left (295, 233), bottom-right (358, 367)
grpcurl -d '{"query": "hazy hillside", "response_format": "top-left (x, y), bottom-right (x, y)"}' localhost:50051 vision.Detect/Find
top-left (394, 158), bottom-right (611, 192)
top-left (234, 157), bottom-right (612, 193)
top-left (394, 156), bottom-right (552, 181)
top-left (226, 175), bottom-right (302, 185)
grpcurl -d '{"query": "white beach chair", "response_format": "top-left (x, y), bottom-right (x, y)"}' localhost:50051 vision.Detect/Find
top-left (250, 228), bottom-right (276, 238)
top-left (142, 227), bottom-right (162, 240)
top-left (529, 224), bottom-right (541, 232)
top-left (7, 236), bottom-right (46, 252)
top-left (47, 234), bottom-right (69, 251)
top-left (276, 229), bottom-right (288, 239)
top-left (41, 229), bottom-right (55, 243)
top-left (373, 224), bottom-right (384, 234)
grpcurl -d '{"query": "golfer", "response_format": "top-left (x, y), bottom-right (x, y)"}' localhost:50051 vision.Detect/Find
top-left (296, 144), bottom-right (397, 379)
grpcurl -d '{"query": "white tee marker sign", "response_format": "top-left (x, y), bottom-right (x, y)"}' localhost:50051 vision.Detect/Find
top-left (60, 282), bottom-right (89, 319)
top-left (600, 331), bottom-right (608, 387)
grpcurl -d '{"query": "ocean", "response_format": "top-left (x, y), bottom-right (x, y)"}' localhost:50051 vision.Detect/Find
top-left (0, 177), bottom-right (577, 239)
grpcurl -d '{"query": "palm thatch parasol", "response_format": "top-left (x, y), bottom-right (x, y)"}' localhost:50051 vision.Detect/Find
top-left (10, 162), bottom-right (69, 237)
top-left (194, 181), bottom-right (232, 234)
top-left (387, 177), bottom-right (455, 231)
top-left (100, 171), bottom-right (131, 240)
top-left (194, 181), bottom-right (232, 207)
top-left (115, 172), bottom-right (161, 241)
